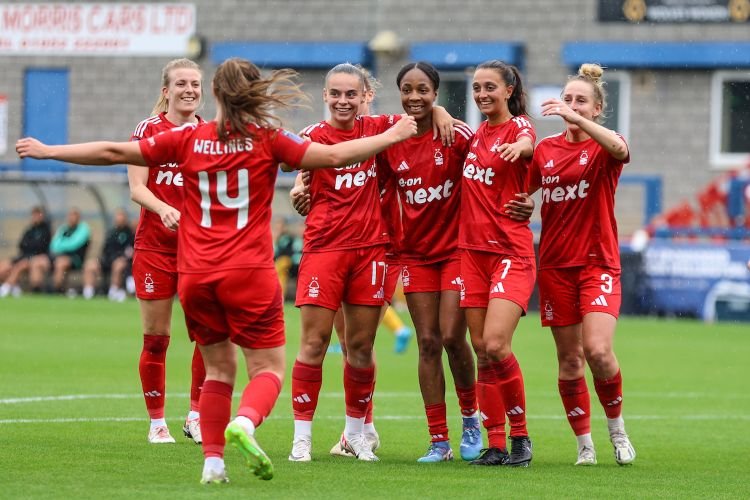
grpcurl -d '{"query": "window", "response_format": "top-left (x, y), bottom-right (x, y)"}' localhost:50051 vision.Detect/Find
top-left (711, 71), bottom-right (750, 169)
top-left (23, 69), bottom-right (69, 171)
top-left (436, 71), bottom-right (482, 129)
top-left (600, 71), bottom-right (630, 140)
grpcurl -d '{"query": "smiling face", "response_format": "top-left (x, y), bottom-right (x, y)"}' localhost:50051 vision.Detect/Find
top-left (562, 79), bottom-right (602, 133)
top-left (163, 67), bottom-right (202, 117)
top-left (324, 72), bottom-right (365, 129)
top-left (472, 68), bottom-right (513, 123)
top-left (399, 67), bottom-right (437, 124)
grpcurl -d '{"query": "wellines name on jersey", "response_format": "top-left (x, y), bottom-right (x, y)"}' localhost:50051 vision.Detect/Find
top-left (400, 177), bottom-right (455, 205)
top-left (334, 164), bottom-right (376, 190)
top-left (193, 138), bottom-right (254, 155)
top-left (541, 177), bottom-right (590, 203)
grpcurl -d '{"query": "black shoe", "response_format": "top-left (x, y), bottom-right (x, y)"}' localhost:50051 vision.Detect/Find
top-left (469, 447), bottom-right (509, 466)
top-left (507, 436), bottom-right (532, 467)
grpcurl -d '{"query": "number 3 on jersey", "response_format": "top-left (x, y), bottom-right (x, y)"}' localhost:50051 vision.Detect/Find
top-left (198, 170), bottom-right (250, 229)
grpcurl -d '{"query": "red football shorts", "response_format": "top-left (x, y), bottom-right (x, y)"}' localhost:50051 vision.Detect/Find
top-left (460, 250), bottom-right (536, 312)
top-left (296, 246), bottom-right (387, 310)
top-left (132, 250), bottom-right (177, 300)
top-left (178, 267), bottom-right (285, 349)
top-left (402, 254), bottom-right (462, 294)
top-left (538, 266), bottom-right (622, 327)
top-left (384, 261), bottom-right (401, 304)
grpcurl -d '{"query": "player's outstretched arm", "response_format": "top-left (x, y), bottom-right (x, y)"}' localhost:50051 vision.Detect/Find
top-left (299, 115), bottom-right (417, 170)
top-left (16, 137), bottom-right (146, 166)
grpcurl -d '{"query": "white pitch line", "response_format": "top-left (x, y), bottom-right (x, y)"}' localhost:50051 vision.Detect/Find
top-left (1, 414), bottom-right (749, 425)
top-left (0, 392), bottom-right (422, 405)
top-left (2, 390), bottom-right (748, 405)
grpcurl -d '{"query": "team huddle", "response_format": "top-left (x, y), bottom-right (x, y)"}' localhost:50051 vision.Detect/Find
top-left (15, 54), bottom-right (635, 484)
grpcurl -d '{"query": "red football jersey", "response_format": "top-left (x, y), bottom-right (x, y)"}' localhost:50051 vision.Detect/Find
top-left (529, 132), bottom-right (629, 269)
top-left (458, 116), bottom-right (536, 257)
top-left (380, 124), bottom-right (473, 264)
top-left (300, 115), bottom-right (397, 252)
top-left (377, 160), bottom-right (402, 261)
top-left (130, 113), bottom-right (205, 254)
top-left (139, 122), bottom-right (310, 273)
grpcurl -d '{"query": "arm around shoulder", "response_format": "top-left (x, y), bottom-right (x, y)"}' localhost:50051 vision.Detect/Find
top-left (298, 116), bottom-right (417, 170)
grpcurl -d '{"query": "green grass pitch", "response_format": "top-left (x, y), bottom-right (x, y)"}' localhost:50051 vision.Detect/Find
top-left (1, 296), bottom-right (748, 499)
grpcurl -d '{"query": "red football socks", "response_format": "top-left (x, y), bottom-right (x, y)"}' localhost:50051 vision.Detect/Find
top-left (425, 402), bottom-right (449, 442)
top-left (491, 353), bottom-right (528, 438)
top-left (558, 377), bottom-right (592, 436)
top-left (139, 334), bottom-right (170, 419)
top-left (365, 379), bottom-right (376, 424)
top-left (190, 344), bottom-right (206, 412)
top-left (291, 360), bottom-right (323, 421)
top-left (455, 383), bottom-right (478, 417)
top-left (594, 369), bottom-right (623, 419)
top-left (343, 362), bottom-right (375, 418)
top-left (476, 365), bottom-right (507, 450)
top-left (237, 372), bottom-right (282, 428)
top-left (199, 380), bottom-right (233, 458)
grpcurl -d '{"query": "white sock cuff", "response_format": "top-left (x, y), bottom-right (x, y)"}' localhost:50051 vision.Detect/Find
top-left (293, 419), bottom-right (312, 438)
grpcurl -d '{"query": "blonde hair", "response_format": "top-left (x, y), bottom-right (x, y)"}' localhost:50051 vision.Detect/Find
top-left (356, 65), bottom-right (381, 94)
top-left (568, 63), bottom-right (607, 123)
top-left (325, 63), bottom-right (366, 90)
top-left (151, 58), bottom-right (202, 115)
top-left (213, 58), bottom-right (309, 141)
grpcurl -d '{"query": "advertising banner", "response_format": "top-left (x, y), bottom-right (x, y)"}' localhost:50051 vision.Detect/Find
top-left (0, 3), bottom-right (195, 56)
top-left (642, 241), bottom-right (750, 321)
top-left (599, 0), bottom-right (750, 23)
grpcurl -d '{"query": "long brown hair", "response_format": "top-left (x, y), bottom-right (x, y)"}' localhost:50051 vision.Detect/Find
top-left (151, 58), bottom-right (202, 116)
top-left (213, 58), bottom-right (308, 141)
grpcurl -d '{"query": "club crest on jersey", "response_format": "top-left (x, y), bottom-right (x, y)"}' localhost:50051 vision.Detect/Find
top-left (490, 138), bottom-right (502, 154)
top-left (144, 273), bottom-right (155, 294)
top-left (434, 149), bottom-right (444, 166)
top-left (579, 150), bottom-right (589, 166)
top-left (451, 276), bottom-right (465, 301)
top-left (544, 301), bottom-right (554, 321)
top-left (401, 267), bottom-right (410, 287)
top-left (307, 277), bottom-right (320, 298)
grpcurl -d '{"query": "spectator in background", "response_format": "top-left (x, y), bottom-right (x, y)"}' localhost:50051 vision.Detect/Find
top-left (273, 217), bottom-right (303, 301)
top-left (28, 207), bottom-right (90, 293)
top-left (0, 205), bottom-right (52, 297)
top-left (82, 208), bottom-right (135, 301)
